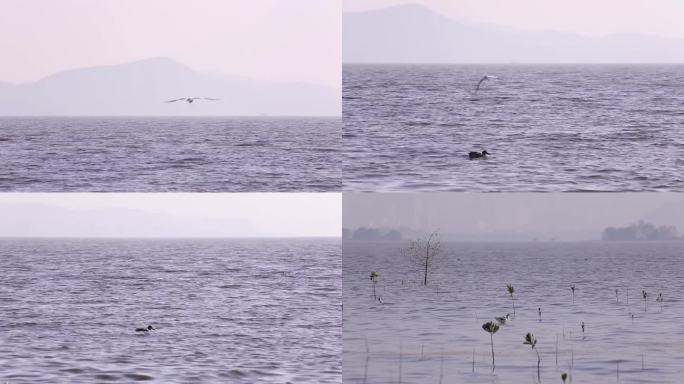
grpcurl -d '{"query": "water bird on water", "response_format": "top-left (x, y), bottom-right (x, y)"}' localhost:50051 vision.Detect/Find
top-left (469, 150), bottom-right (489, 160)
top-left (475, 75), bottom-right (497, 91)
top-left (165, 97), bottom-right (219, 104)
top-left (135, 325), bottom-right (155, 332)
top-left (495, 314), bottom-right (510, 325)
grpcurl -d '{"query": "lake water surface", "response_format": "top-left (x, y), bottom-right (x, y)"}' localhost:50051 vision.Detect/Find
top-left (1, 238), bottom-right (341, 383)
top-left (0, 117), bottom-right (340, 191)
top-left (344, 241), bottom-right (684, 383)
top-left (344, 64), bottom-right (684, 191)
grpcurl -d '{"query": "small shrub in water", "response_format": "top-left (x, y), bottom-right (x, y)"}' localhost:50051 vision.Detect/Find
top-left (370, 271), bottom-right (379, 300)
top-left (570, 285), bottom-right (576, 303)
top-left (506, 284), bottom-right (516, 315)
top-left (656, 292), bottom-right (664, 311)
top-left (642, 290), bottom-right (648, 312)
top-left (482, 321), bottom-right (500, 371)
top-left (524, 332), bottom-right (541, 381)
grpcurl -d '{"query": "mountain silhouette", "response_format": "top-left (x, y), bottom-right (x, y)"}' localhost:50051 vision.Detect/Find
top-left (0, 57), bottom-right (339, 116)
top-left (344, 4), bottom-right (684, 63)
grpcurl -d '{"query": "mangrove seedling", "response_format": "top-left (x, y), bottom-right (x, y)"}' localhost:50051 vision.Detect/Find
top-left (370, 271), bottom-right (379, 300)
top-left (472, 347), bottom-right (475, 373)
top-left (656, 293), bottom-right (664, 311)
top-left (615, 288), bottom-right (619, 304)
top-left (538, 307), bottom-right (542, 322)
top-left (642, 290), bottom-right (648, 312)
top-left (482, 321), bottom-right (500, 372)
top-left (524, 332), bottom-right (541, 381)
top-left (507, 284), bottom-right (516, 316)
top-left (561, 372), bottom-right (568, 383)
top-left (571, 285), bottom-right (576, 303)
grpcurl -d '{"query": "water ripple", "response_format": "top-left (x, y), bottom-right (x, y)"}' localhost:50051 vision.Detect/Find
top-left (0, 117), bottom-right (341, 192)
top-left (343, 64), bottom-right (684, 191)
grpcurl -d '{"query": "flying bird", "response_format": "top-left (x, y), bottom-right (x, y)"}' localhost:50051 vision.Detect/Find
top-left (165, 97), bottom-right (219, 104)
top-left (475, 75), bottom-right (497, 91)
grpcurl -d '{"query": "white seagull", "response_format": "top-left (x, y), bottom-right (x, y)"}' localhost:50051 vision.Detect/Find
top-left (475, 75), bottom-right (497, 91)
top-left (165, 97), bottom-right (219, 104)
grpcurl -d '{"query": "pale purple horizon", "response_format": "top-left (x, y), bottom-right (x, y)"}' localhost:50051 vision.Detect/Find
top-left (0, 0), bottom-right (340, 87)
top-left (344, 0), bottom-right (684, 39)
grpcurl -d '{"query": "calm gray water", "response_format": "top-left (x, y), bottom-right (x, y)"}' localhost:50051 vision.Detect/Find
top-left (343, 65), bottom-right (684, 191)
top-left (0, 117), bottom-right (340, 191)
top-left (344, 241), bottom-right (684, 383)
top-left (1, 238), bottom-right (341, 383)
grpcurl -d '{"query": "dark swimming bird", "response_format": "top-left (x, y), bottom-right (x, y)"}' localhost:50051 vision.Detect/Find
top-left (165, 97), bottom-right (219, 104)
top-left (135, 325), bottom-right (154, 332)
top-left (469, 150), bottom-right (489, 160)
top-left (475, 75), bottom-right (497, 91)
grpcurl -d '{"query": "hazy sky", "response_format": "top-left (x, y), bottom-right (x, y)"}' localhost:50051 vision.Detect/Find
top-left (344, 193), bottom-right (684, 240)
top-left (0, 193), bottom-right (341, 238)
top-left (344, 0), bottom-right (684, 39)
top-left (0, 0), bottom-right (340, 87)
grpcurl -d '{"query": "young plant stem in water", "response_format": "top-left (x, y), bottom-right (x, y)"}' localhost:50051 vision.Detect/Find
top-left (571, 285), bottom-right (576, 303)
top-left (439, 345), bottom-right (444, 384)
top-left (507, 284), bottom-right (516, 316)
top-left (363, 339), bottom-right (369, 384)
top-left (482, 321), bottom-right (499, 372)
top-left (370, 271), bottom-right (379, 300)
top-left (472, 347), bottom-right (475, 373)
top-left (555, 334), bottom-right (559, 366)
top-left (398, 342), bottom-right (402, 384)
top-left (524, 332), bottom-right (540, 381)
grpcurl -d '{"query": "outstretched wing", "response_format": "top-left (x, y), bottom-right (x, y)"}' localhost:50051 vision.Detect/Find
top-left (165, 98), bottom-right (185, 103)
top-left (475, 75), bottom-right (497, 91)
top-left (202, 97), bottom-right (220, 101)
top-left (475, 76), bottom-right (487, 90)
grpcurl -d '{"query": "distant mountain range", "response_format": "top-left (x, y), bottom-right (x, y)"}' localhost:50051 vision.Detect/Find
top-left (0, 57), bottom-right (339, 116)
top-left (343, 4), bottom-right (684, 63)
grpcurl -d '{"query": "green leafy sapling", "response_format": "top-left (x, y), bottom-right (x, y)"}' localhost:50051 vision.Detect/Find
top-left (524, 332), bottom-right (541, 381)
top-left (507, 284), bottom-right (516, 316)
top-left (482, 321), bottom-right (500, 372)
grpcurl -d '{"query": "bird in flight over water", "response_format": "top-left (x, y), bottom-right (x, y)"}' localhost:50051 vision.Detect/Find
top-left (165, 97), bottom-right (219, 104)
top-left (475, 75), bottom-right (497, 91)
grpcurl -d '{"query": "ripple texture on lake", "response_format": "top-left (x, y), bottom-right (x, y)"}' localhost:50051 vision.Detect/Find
top-left (0, 117), bottom-right (340, 191)
top-left (343, 65), bottom-right (684, 191)
top-left (0, 238), bottom-right (341, 383)
top-left (343, 241), bottom-right (684, 384)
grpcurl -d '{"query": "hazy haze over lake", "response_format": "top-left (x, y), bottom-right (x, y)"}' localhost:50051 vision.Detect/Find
top-left (343, 3), bottom-right (684, 63)
top-left (0, 193), bottom-right (341, 238)
top-left (343, 193), bottom-right (684, 241)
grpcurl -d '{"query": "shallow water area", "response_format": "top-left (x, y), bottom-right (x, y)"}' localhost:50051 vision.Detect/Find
top-left (343, 241), bottom-right (684, 383)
